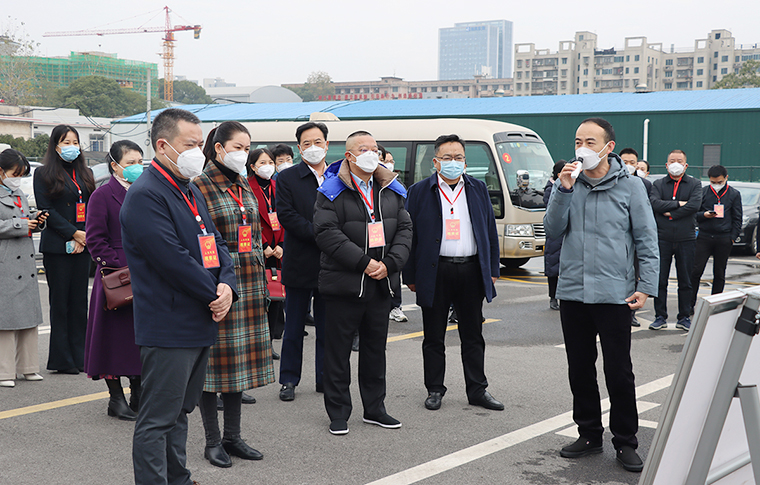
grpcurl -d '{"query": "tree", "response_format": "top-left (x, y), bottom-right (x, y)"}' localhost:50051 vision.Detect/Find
top-left (0, 19), bottom-right (40, 105)
top-left (289, 71), bottom-right (334, 102)
top-left (57, 75), bottom-right (165, 118)
top-left (712, 60), bottom-right (760, 89)
top-left (0, 133), bottom-right (49, 158)
top-left (158, 79), bottom-right (213, 104)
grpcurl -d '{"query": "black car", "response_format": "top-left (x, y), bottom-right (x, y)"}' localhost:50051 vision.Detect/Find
top-left (730, 182), bottom-right (760, 254)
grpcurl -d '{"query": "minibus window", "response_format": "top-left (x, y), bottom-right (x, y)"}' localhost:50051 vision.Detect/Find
top-left (495, 141), bottom-right (554, 209)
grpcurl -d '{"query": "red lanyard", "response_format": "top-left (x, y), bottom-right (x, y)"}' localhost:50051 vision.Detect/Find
top-left (351, 176), bottom-right (375, 221)
top-left (70, 169), bottom-right (83, 202)
top-left (13, 196), bottom-right (25, 216)
top-left (671, 177), bottom-right (682, 200)
top-left (438, 180), bottom-right (464, 215)
top-left (259, 183), bottom-right (274, 213)
top-left (710, 184), bottom-right (727, 204)
top-left (152, 162), bottom-right (207, 235)
top-left (226, 186), bottom-right (247, 224)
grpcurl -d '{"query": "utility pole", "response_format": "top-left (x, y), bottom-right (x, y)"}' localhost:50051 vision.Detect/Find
top-left (146, 72), bottom-right (153, 160)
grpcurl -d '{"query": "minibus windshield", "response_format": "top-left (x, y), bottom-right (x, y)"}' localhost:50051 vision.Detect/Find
top-left (495, 140), bottom-right (554, 210)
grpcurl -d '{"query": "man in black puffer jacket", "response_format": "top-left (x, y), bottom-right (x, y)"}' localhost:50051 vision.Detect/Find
top-left (314, 130), bottom-right (412, 436)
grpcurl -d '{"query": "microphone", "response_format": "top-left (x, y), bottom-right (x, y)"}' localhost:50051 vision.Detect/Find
top-left (569, 157), bottom-right (583, 179)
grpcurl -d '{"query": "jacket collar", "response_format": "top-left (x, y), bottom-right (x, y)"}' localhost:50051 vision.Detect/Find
top-left (318, 159), bottom-right (406, 200)
top-left (203, 158), bottom-right (251, 194)
top-left (578, 153), bottom-right (627, 191)
top-left (106, 175), bottom-right (127, 204)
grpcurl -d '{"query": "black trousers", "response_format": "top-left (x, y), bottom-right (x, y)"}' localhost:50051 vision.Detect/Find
top-left (323, 285), bottom-right (391, 422)
top-left (43, 252), bottom-right (90, 371)
top-left (267, 300), bottom-right (285, 340)
top-left (390, 272), bottom-right (402, 308)
top-left (421, 259), bottom-right (488, 400)
top-left (199, 391), bottom-right (242, 446)
top-left (690, 235), bottom-right (733, 309)
top-left (547, 276), bottom-right (558, 299)
top-left (560, 301), bottom-right (638, 450)
top-left (654, 239), bottom-right (696, 321)
top-left (133, 346), bottom-right (209, 485)
top-left (279, 286), bottom-right (325, 387)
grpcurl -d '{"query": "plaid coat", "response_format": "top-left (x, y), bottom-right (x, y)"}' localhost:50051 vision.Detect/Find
top-left (195, 162), bottom-right (275, 392)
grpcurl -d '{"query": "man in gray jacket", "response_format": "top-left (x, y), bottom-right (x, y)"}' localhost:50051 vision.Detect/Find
top-left (545, 118), bottom-right (659, 473)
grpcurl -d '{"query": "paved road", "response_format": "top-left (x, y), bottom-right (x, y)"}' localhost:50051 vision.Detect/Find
top-left (2, 253), bottom-right (760, 484)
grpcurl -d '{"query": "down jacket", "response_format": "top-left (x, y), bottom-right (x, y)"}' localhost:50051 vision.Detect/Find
top-left (314, 159), bottom-right (412, 299)
top-left (543, 178), bottom-right (563, 278)
top-left (544, 154), bottom-right (659, 304)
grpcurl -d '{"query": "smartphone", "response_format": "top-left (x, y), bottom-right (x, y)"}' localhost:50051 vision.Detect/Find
top-left (65, 240), bottom-right (76, 254)
top-left (706, 210), bottom-right (717, 216)
top-left (34, 210), bottom-right (49, 220)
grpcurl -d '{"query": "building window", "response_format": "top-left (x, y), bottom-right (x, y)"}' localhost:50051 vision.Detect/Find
top-left (677, 82), bottom-right (688, 88)
top-left (525, 83), bottom-right (530, 90)
top-left (625, 67), bottom-right (629, 74)
top-left (697, 81), bottom-right (703, 87)
top-left (516, 71), bottom-right (522, 79)
top-left (614, 56), bottom-right (624, 62)
top-left (666, 59), bottom-right (673, 65)
top-left (452, 86), bottom-right (458, 92)
top-left (634, 55), bottom-right (640, 61)
top-left (516, 83), bottom-right (521, 90)
top-left (736, 56), bottom-right (740, 62)
top-left (442, 86), bottom-right (448, 92)
top-left (721, 55), bottom-right (728, 62)
top-left (561, 69), bottom-right (567, 76)
top-left (392, 87), bottom-right (398, 93)
top-left (410, 87), bottom-right (417, 93)
top-left (596, 69), bottom-right (601, 75)
top-left (595, 81), bottom-right (599, 87)
top-left (579, 35), bottom-right (584, 40)
top-left (364, 88), bottom-right (370, 93)
top-left (665, 71), bottom-right (673, 77)
top-left (696, 69), bottom-right (703, 75)
top-left (714, 64), bottom-right (718, 70)
top-left (715, 33), bottom-right (721, 39)
top-left (517, 60), bottom-right (523, 68)
top-left (421, 87), bottom-right (427, 92)
top-left (714, 52), bottom-right (718, 57)
top-left (721, 68), bottom-right (728, 74)
top-left (626, 55), bottom-right (630, 62)
top-left (562, 58), bottom-right (568, 64)
top-left (89, 134), bottom-right (105, 152)
top-left (431, 87), bottom-right (437, 92)
top-left (698, 56), bottom-right (704, 63)
top-left (583, 69), bottom-right (588, 75)
top-left (713, 76), bottom-right (717, 82)
top-left (664, 82), bottom-right (672, 89)
top-left (634, 67), bottom-right (639, 74)
top-left (582, 81), bottom-right (588, 87)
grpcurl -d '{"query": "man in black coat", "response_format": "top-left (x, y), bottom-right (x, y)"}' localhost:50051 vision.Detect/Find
top-left (314, 130), bottom-right (412, 436)
top-left (275, 122), bottom-right (330, 401)
top-left (690, 165), bottom-right (742, 310)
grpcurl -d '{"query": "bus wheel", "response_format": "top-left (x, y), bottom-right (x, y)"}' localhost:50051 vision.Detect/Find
top-left (501, 258), bottom-right (529, 268)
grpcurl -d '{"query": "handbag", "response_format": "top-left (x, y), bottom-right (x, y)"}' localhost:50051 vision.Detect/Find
top-left (100, 266), bottom-right (133, 310)
top-left (265, 266), bottom-right (286, 301)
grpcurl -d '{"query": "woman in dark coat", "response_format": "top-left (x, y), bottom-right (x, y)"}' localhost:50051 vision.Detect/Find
top-left (83, 141), bottom-right (144, 420)
top-left (247, 148), bottom-right (285, 353)
top-left (33, 125), bottom-right (95, 374)
top-left (544, 160), bottom-right (566, 311)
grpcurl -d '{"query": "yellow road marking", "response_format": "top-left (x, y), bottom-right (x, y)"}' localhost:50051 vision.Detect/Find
top-left (0, 390), bottom-right (112, 420)
top-left (387, 318), bottom-right (500, 342)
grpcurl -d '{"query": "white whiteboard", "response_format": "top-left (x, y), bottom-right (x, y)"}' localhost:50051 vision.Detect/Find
top-left (641, 287), bottom-right (760, 485)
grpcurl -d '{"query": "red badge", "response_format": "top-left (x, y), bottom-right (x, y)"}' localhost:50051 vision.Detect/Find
top-left (238, 225), bottom-right (252, 253)
top-left (76, 202), bottom-right (86, 223)
top-left (198, 234), bottom-right (220, 269)
top-left (445, 219), bottom-right (461, 240)
top-left (368, 221), bottom-right (386, 248)
top-left (714, 204), bottom-right (724, 218)
top-left (502, 153), bottom-right (512, 163)
top-left (268, 212), bottom-right (281, 231)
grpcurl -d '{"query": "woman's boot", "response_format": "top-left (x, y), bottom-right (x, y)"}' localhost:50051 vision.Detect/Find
top-left (129, 376), bottom-right (141, 413)
top-left (106, 378), bottom-right (137, 421)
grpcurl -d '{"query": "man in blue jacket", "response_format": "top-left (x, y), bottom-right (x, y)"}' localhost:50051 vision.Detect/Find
top-left (121, 108), bottom-right (237, 485)
top-left (545, 118), bottom-right (658, 473)
top-left (403, 134), bottom-right (503, 413)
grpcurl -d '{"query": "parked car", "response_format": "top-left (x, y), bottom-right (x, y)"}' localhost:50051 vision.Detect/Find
top-left (19, 162), bottom-right (42, 211)
top-left (90, 162), bottom-right (111, 187)
top-left (730, 182), bottom-right (760, 254)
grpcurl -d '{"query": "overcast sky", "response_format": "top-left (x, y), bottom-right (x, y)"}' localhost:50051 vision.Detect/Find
top-left (4, 0), bottom-right (760, 87)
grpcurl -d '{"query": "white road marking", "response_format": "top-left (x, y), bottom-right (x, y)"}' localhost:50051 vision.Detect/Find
top-left (38, 325), bottom-right (50, 335)
top-left (367, 375), bottom-right (673, 485)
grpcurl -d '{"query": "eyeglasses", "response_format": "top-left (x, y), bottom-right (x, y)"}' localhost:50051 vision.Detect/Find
top-left (437, 156), bottom-right (466, 162)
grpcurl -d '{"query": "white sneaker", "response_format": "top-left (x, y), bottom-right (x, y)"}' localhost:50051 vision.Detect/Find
top-left (23, 373), bottom-right (43, 381)
top-left (389, 307), bottom-right (408, 322)
top-left (0, 380), bottom-right (15, 387)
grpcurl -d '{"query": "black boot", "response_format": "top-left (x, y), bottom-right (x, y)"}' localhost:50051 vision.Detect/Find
top-left (129, 377), bottom-right (141, 413)
top-left (106, 378), bottom-right (137, 421)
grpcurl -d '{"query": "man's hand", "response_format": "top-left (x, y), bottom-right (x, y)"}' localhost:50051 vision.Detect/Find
top-left (625, 291), bottom-right (648, 310)
top-left (679, 201), bottom-right (687, 207)
top-left (210, 283), bottom-right (233, 322)
top-left (368, 261), bottom-right (388, 280)
top-left (663, 212), bottom-right (671, 217)
top-left (558, 162), bottom-right (580, 190)
top-left (407, 284), bottom-right (416, 292)
top-left (492, 276), bottom-right (498, 284)
top-left (704, 211), bottom-right (717, 218)
top-left (364, 259), bottom-right (382, 275)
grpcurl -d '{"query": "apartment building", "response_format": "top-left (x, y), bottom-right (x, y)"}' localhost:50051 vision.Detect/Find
top-left (514, 29), bottom-right (760, 96)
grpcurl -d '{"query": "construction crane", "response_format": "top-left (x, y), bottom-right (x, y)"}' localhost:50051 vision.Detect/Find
top-left (43, 6), bottom-right (201, 101)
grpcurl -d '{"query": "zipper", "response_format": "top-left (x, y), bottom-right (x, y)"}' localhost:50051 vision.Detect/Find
top-left (378, 183), bottom-right (394, 297)
top-left (358, 186), bottom-right (368, 299)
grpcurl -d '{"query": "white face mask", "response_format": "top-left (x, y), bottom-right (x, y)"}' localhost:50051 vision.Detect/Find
top-left (667, 162), bottom-right (685, 177)
top-left (352, 151), bottom-right (380, 173)
top-left (384, 162), bottom-right (395, 172)
top-left (636, 169), bottom-right (647, 178)
top-left (710, 182), bottom-right (726, 192)
top-left (277, 161), bottom-right (293, 172)
top-left (626, 164), bottom-right (636, 175)
top-left (221, 148), bottom-right (248, 174)
top-left (574, 142), bottom-right (610, 172)
top-left (301, 145), bottom-right (326, 165)
top-left (165, 143), bottom-right (205, 179)
top-left (257, 164), bottom-right (275, 180)
top-left (1, 171), bottom-right (22, 191)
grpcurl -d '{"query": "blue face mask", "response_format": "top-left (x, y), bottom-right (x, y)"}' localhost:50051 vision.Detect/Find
top-left (59, 145), bottom-right (80, 162)
top-left (438, 160), bottom-right (465, 180)
top-left (122, 164), bottom-right (143, 183)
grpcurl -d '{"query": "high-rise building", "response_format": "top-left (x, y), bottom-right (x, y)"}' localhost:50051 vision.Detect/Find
top-left (438, 20), bottom-right (513, 80)
top-left (514, 29), bottom-right (760, 96)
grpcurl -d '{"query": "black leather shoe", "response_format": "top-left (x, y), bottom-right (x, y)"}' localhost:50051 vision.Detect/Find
top-left (55, 368), bottom-right (80, 375)
top-left (204, 444), bottom-right (232, 468)
top-left (560, 437), bottom-right (603, 458)
top-left (272, 349), bottom-right (280, 360)
top-left (222, 438), bottom-right (263, 460)
top-left (242, 392), bottom-right (256, 404)
top-left (279, 383), bottom-right (295, 401)
top-left (468, 391), bottom-right (504, 411)
top-left (107, 397), bottom-right (137, 421)
top-left (616, 446), bottom-right (643, 472)
top-left (424, 392), bottom-right (442, 410)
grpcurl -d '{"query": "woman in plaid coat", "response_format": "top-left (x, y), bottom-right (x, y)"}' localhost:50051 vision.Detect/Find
top-left (195, 121), bottom-right (275, 468)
